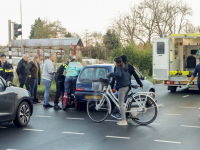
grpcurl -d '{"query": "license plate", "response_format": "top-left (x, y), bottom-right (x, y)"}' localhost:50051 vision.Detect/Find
top-left (86, 95), bottom-right (101, 100)
top-left (181, 81), bottom-right (188, 85)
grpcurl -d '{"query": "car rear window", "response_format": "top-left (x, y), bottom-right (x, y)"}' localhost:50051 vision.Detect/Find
top-left (79, 67), bottom-right (110, 82)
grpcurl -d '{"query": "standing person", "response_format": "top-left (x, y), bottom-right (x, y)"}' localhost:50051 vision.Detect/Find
top-left (186, 58), bottom-right (200, 110)
top-left (27, 56), bottom-right (41, 104)
top-left (42, 54), bottom-right (56, 108)
top-left (0, 54), bottom-right (14, 82)
top-left (53, 56), bottom-right (73, 110)
top-left (99, 59), bottom-right (104, 64)
top-left (77, 57), bottom-right (86, 67)
top-left (63, 57), bottom-right (83, 110)
top-left (110, 55), bottom-right (143, 119)
top-left (16, 54), bottom-right (31, 90)
top-left (106, 57), bottom-right (131, 126)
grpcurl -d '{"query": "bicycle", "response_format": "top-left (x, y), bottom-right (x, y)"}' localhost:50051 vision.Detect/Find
top-left (87, 78), bottom-right (158, 125)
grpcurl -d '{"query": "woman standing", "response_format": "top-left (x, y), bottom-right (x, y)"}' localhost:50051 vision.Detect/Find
top-left (63, 57), bottom-right (83, 110)
top-left (106, 57), bottom-right (131, 126)
top-left (27, 56), bottom-right (41, 104)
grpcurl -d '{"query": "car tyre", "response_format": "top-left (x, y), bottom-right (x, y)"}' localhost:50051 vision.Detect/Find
top-left (13, 101), bottom-right (31, 127)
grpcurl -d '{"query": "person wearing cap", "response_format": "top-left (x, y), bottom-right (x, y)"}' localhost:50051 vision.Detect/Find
top-left (63, 56), bottom-right (83, 110)
top-left (0, 54), bottom-right (14, 82)
top-left (53, 56), bottom-right (73, 110)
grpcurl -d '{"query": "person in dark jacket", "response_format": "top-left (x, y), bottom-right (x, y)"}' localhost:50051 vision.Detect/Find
top-left (0, 54), bottom-right (14, 82)
top-left (27, 55), bottom-right (41, 104)
top-left (111, 55), bottom-right (143, 89)
top-left (16, 54), bottom-right (31, 91)
top-left (53, 56), bottom-right (72, 110)
top-left (106, 57), bottom-right (131, 126)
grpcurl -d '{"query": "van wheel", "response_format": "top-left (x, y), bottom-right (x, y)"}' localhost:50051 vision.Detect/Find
top-left (13, 101), bottom-right (31, 127)
top-left (170, 87), bottom-right (177, 92)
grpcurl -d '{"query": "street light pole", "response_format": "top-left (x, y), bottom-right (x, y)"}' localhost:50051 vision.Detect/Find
top-left (20, 0), bottom-right (23, 55)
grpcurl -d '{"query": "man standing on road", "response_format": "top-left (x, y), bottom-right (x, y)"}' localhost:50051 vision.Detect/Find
top-left (42, 54), bottom-right (56, 108)
top-left (0, 54), bottom-right (14, 82)
top-left (187, 58), bottom-right (200, 110)
top-left (16, 54), bottom-right (31, 90)
top-left (53, 56), bottom-right (73, 110)
top-left (110, 55), bottom-right (143, 119)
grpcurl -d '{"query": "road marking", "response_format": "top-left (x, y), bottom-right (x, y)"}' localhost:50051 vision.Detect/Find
top-left (163, 113), bottom-right (181, 116)
top-left (0, 126), bottom-right (7, 128)
top-left (6, 149), bottom-right (19, 150)
top-left (62, 132), bottom-right (85, 135)
top-left (154, 140), bottom-right (181, 144)
top-left (181, 125), bottom-right (200, 128)
top-left (183, 95), bottom-right (189, 98)
top-left (105, 120), bottom-right (118, 122)
top-left (151, 123), bottom-right (160, 125)
top-left (66, 117), bottom-right (85, 120)
top-left (157, 104), bottom-right (164, 107)
top-left (179, 106), bottom-right (196, 109)
top-left (35, 115), bottom-right (51, 118)
top-left (106, 136), bottom-right (131, 139)
top-left (23, 128), bottom-right (43, 132)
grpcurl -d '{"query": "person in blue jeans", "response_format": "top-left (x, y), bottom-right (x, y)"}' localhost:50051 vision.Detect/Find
top-left (42, 54), bottom-right (56, 108)
top-left (63, 57), bottom-right (83, 110)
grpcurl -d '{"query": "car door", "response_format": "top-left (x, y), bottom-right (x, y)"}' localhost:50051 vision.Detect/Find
top-left (0, 78), bottom-right (16, 122)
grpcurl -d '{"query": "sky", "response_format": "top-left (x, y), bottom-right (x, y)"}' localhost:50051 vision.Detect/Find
top-left (0, 0), bottom-right (200, 46)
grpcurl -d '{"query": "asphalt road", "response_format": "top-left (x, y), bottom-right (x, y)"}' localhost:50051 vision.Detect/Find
top-left (1, 84), bottom-right (200, 150)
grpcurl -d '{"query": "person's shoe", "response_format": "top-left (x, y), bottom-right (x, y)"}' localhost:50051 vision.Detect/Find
top-left (33, 99), bottom-right (37, 104)
top-left (62, 105), bottom-right (68, 110)
top-left (43, 104), bottom-right (53, 108)
top-left (111, 113), bottom-right (121, 120)
top-left (117, 121), bottom-right (128, 126)
top-left (54, 105), bottom-right (62, 110)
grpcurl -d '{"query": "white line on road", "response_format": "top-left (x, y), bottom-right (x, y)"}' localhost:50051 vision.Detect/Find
top-left (154, 140), bottom-right (181, 144)
top-left (106, 136), bottom-right (131, 139)
top-left (181, 125), bottom-right (200, 128)
top-left (62, 132), bottom-right (85, 135)
top-left (163, 113), bottom-right (181, 116)
top-left (105, 120), bottom-right (118, 122)
top-left (183, 95), bottom-right (189, 98)
top-left (157, 104), bottom-right (164, 107)
top-left (6, 149), bottom-right (18, 150)
top-left (179, 106), bottom-right (196, 109)
top-left (66, 117), bottom-right (85, 120)
top-left (35, 115), bottom-right (52, 118)
top-left (23, 128), bottom-right (43, 132)
top-left (0, 126), bottom-right (7, 128)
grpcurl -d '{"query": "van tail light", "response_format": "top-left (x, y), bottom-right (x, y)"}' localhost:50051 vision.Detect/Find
top-left (76, 88), bottom-right (85, 91)
top-left (165, 81), bottom-right (174, 84)
top-left (112, 89), bottom-right (116, 93)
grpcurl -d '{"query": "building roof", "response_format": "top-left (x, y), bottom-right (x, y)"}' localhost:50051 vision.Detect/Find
top-left (11, 37), bottom-right (84, 47)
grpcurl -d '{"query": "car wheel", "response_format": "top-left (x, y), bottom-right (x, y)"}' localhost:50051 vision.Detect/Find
top-left (147, 90), bottom-right (155, 106)
top-left (13, 101), bottom-right (31, 127)
top-left (75, 100), bottom-right (86, 110)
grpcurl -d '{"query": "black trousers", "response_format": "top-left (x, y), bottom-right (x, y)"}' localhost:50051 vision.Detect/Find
top-left (19, 82), bottom-right (30, 91)
top-left (54, 79), bottom-right (65, 104)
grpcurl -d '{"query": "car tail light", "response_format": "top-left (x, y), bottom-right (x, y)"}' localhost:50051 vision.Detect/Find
top-left (76, 88), bottom-right (85, 91)
top-left (165, 81), bottom-right (174, 84)
top-left (112, 89), bottom-right (116, 93)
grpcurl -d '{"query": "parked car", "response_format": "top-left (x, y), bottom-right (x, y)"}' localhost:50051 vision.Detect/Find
top-left (0, 77), bottom-right (33, 127)
top-left (75, 64), bottom-right (155, 110)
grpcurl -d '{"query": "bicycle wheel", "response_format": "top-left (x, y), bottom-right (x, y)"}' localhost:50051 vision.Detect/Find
top-left (87, 97), bottom-right (110, 123)
top-left (127, 95), bottom-right (158, 125)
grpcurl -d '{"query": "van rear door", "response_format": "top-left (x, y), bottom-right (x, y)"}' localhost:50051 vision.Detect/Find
top-left (153, 38), bottom-right (170, 80)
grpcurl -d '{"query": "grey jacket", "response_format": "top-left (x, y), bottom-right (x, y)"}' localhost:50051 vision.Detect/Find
top-left (42, 59), bottom-right (54, 81)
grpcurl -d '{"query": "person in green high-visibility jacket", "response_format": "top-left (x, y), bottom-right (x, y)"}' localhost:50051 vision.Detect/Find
top-left (63, 56), bottom-right (83, 110)
top-left (0, 54), bottom-right (14, 82)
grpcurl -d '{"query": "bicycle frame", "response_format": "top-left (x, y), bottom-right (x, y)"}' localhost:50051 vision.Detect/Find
top-left (97, 84), bottom-right (158, 114)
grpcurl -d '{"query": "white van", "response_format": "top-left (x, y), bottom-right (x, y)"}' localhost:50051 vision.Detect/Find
top-left (153, 33), bottom-right (200, 92)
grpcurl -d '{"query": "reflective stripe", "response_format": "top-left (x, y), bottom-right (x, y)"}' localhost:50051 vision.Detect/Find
top-left (5, 69), bottom-right (12, 73)
top-left (63, 63), bottom-right (68, 69)
top-left (0, 69), bottom-right (3, 71)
